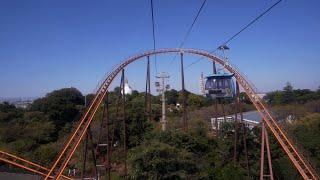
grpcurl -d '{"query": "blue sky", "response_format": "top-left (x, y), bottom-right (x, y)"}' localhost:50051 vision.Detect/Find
top-left (0, 0), bottom-right (320, 98)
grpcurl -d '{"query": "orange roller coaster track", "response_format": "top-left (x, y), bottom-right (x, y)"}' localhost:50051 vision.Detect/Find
top-left (0, 150), bottom-right (72, 180)
top-left (0, 48), bottom-right (316, 179)
top-left (43, 48), bottom-right (318, 179)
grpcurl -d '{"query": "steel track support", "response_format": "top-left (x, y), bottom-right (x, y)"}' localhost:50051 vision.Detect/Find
top-left (145, 56), bottom-right (152, 122)
top-left (121, 69), bottom-right (127, 177)
top-left (180, 52), bottom-right (188, 131)
top-left (109, 75), bottom-right (124, 173)
top-left (221, 99), bottom-right (226, 123)
top-left (239, 85), bottom-right (250, 178)
top-left (96, 92), bottom-right (111, 179)
top-left (212, 61), bottom-right (217, 74)
top-left (212, 61), bottom-right (219, 134)
top-left (88, 126), bottom-right (98, 179)
top-left (233, 82), bottom-right (250, 177)
top-left (94, 92), bottom-right (108, 178)
top-left (214, 100), bottom-right (219, 133)
top-left (233, 82), bottom-right (240, 166)
top-left (81, 133), bottom-right (89, 179)
top-left (105, 92), bottom-right (111, 180)
top-left (260, 121), bottom-right (274, 180)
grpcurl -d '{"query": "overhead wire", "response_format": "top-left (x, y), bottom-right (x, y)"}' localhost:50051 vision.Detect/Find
top-left (168, 0), bottom-right (207, 67)
top-left (185, 0), bottom-right (283, 70)
top-left (150, 0), bottom-right (158, 74)
top-left (178, 0), bottom-right (207, 48)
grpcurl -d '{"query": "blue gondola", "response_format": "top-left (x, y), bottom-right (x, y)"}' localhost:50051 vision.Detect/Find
top-left (205, 73), bottom-right (235, 99)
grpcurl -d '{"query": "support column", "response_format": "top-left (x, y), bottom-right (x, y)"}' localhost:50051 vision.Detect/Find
top-left (212, 61), bottom-right (219, 133)
top-left (105, 93), bottom-right (111, 180)
top-left (81, 133), bottom-right (88, 179)
top-left (233, 82), bottom-right (240, 166)
top-left (145, 56), bottom-right (152, 122)
top-left (155, 73), bottom-right (169, 131)
top-left (88, 126), bottom-right (98, 179)
top-left (109, 76), bottom-right (124, 176)
top-left (265, 122), bottom-right (274, 180)
top-left (221, 99), bottom-right (226, 123)
top-left (214, 100), bottom-right (219, 131)
top-left (260, 121), bottom-right (274, 180)
top-left (239, 84), bottom-right (250, 178)
top-left (161, 80), bottom-right (167, 131)
top-left (121, 69), bottom-right (127, 176)
top-left (212, 61), bottom-right (217, 74)
top-left (260, 122), bottom-right (265, 180)
top-left (180, 52), bottom-right (188, 131)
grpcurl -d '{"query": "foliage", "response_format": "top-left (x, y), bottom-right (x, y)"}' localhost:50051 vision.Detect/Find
top-left (129, 125), bottom-right (262, 179)
top-left (289, 114), bottom-right (320, 170)
top-left (264, 82), bottom-right (320, 105)
top-left (1, 86), bottom-right (320, 179)
top-left (165, 89), bottom-right (179, 105)
top-left (240, 92), bottom-right (252, 104)
top-left (188, 93), bottom-right (207, 109)
top-left (129, 141), bottom-right (198, 179)
top-left (29, 87), bottom-right (84, 129)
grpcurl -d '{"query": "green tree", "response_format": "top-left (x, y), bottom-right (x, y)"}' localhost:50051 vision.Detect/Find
top-left (29, 87), bottom-right (84, 129)
top-left (129, 141), bottom-right (198, 179)
top-left (165, 89), bottom-right (179, 105)
top-left (0, 102), bottom-right (23, 123)
top-left (240, 92), bottom-right (252, 104)
top-left (282, 82), bottom-right (295, 104)
top-left (264, 91), bottom-right (283, 105)
top-left (188, 94), bottom-right (206, 108)
top-left (0, 102), bottom-right (16, 113)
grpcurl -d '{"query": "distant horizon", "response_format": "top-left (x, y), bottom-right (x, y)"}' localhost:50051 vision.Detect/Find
top-left (0, 81), bottom-right (318, 99)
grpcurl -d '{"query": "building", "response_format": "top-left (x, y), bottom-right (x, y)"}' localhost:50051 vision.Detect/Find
top-left (210, 110), bottom-right (261, 130)
top-left (123, 78), bottom-right (133, 95)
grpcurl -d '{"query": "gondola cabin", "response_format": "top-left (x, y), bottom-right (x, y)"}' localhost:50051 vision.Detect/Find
top-left (205, 73), bottom-right (235, 99)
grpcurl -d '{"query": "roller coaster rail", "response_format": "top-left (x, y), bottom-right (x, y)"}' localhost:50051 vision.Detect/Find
top-left (0, 48), bottom-right (318, 180)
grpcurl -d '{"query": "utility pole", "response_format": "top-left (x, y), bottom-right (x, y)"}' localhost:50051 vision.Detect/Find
top-left (199, 72), bottom-right (205, 96)
top-left (155, 72), bottom-right (170, 131)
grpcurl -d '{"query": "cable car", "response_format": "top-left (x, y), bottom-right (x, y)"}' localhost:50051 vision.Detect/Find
top-left (205, 73), bottom-right (235, 99)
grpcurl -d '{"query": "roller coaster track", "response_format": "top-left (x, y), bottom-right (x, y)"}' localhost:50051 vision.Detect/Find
top-left (0, 48), bottom-right (316, 179)
top-left (0, 150), bottom-right (71, 180)
top-left (227, 64), bottom-right (320, 180)
top-left (43, 48), bottom-right (318, 179)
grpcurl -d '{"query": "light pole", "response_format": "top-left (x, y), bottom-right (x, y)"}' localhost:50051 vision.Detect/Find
top-left (155, 72), bottom-right (170, 131)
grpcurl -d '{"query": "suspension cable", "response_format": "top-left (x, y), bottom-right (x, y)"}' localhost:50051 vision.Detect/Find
top-left (185, 0), bottom-right (283, 69)
top-left (179, 0), bottom-right (207, 48)
top-left (150, 0), bottom-right (158, 74)
top-left (168, 0), bottom-right (207, 67)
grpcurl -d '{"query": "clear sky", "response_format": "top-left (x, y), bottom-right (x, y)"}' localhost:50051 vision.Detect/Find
top-left (1, 0), bottom-right (320, 98)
